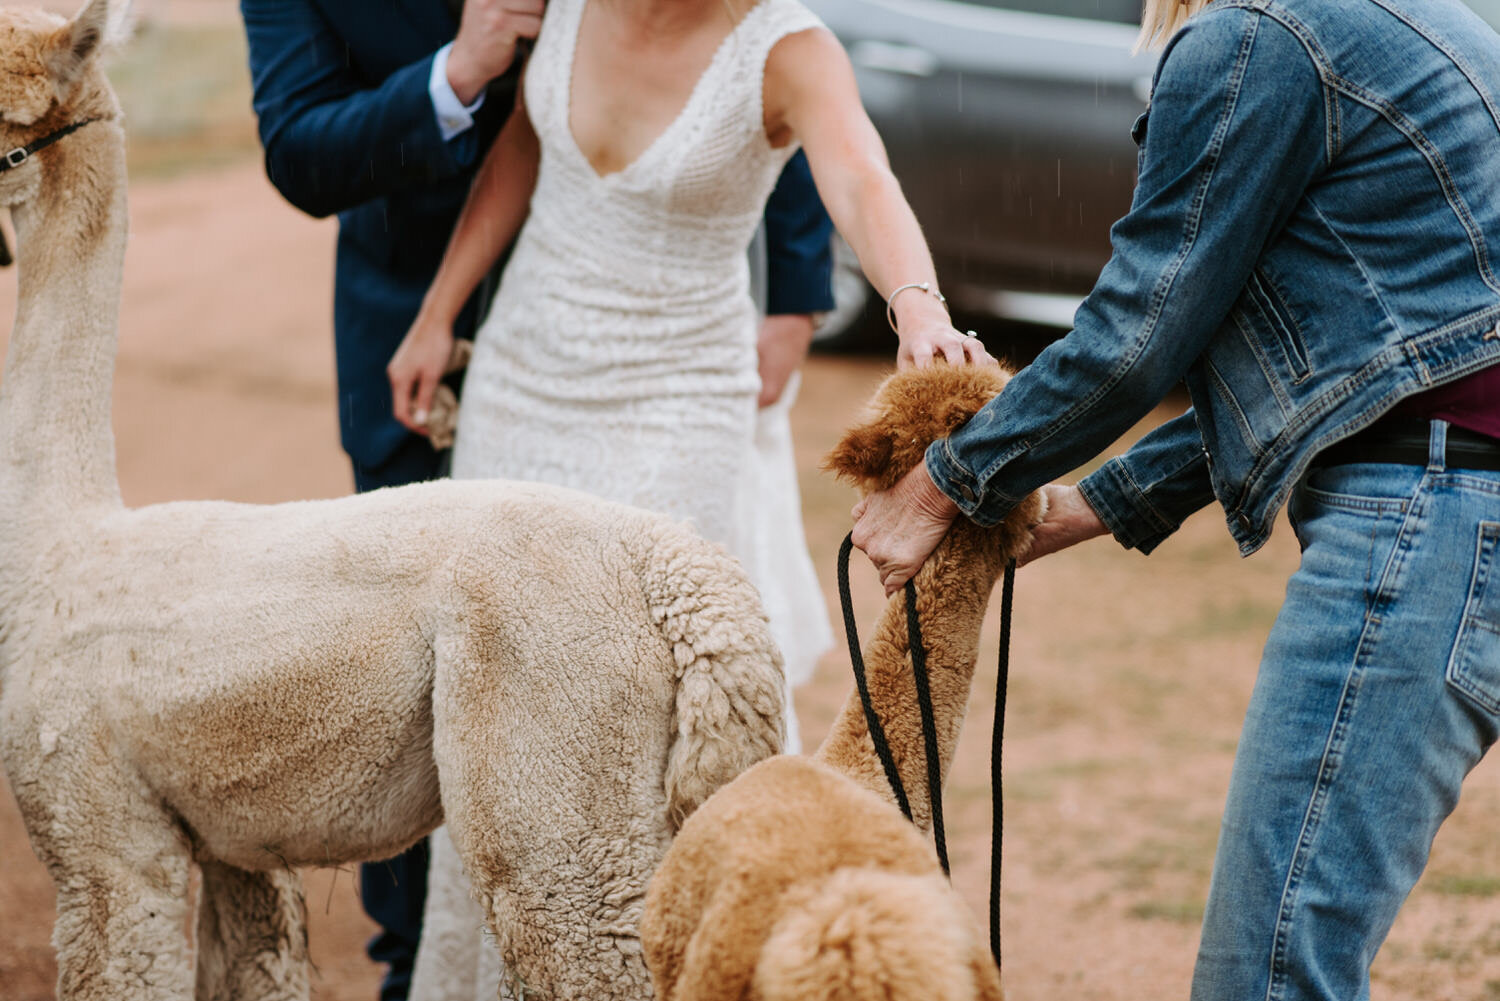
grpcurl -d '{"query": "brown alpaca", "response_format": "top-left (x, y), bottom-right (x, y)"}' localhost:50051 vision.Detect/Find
top-left (640, 363), bottom-right (1043, 1001)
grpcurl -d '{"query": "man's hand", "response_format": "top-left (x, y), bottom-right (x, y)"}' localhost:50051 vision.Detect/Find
top-left (850, 461), bottom-right (961, 595)
top-left (757, 313), bottom-right (815, 407)
top-left (447, 0), bottom-right (545, 105)
top-left (1018, 483), bottom-right (1110, 566)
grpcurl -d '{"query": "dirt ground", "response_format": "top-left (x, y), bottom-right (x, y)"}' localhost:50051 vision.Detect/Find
top-left (3, 36), bottom-right (1500, 1001)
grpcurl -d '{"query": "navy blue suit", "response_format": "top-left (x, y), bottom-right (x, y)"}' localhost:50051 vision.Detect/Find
top-left (241, 1), bottom-right (834, 996)
top-left (242, 0), bottom-right (834, 490)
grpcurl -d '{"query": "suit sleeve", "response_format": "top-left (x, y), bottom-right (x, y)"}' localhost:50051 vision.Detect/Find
top-left (241, 0), bottom-right (502, 218)
top-left (762, 150), bottom-right (836, 316)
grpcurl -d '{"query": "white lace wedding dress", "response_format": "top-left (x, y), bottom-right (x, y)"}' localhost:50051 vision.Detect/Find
top-left (411, 0), bottom-right (832, 997)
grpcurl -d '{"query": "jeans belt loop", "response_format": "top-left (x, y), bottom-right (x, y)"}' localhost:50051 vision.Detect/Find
top-left (1427, 419), bottom-right (1449, 473)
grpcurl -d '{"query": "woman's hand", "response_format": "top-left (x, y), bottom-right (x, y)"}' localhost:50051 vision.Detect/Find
top-left (852, 473), bottom-right (1110, 591)
top-left (388, 315), bottom-right (456, 435)
top-left (850, 461), bottom-right (961, 595)
top-left (889, 288), bottom-right (997, 369)
top-left (897, 320), bottom-right (998, 370)
top-left (1018, 483), bottom-right (1110, 566)
top-left (757, 313), bottom-right (816, 407)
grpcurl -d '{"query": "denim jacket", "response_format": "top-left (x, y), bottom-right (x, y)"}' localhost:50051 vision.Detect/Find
top-left (927, 0), bottom-right (1500, 555)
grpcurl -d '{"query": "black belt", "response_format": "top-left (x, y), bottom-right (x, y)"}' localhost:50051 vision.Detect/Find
top-left (1315, 417), bottom-right (1500, 472)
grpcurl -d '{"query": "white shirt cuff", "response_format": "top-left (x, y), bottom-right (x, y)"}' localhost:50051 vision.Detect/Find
top-left (429, 42), bottom-right (485, 142)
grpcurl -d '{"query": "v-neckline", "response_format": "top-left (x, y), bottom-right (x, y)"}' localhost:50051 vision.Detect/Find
top-left (561, 0), bottom-right (758, 183)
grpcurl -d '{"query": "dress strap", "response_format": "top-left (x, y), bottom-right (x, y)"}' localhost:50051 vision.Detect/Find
top-left (521, 0), bottom-right (584, 148)
top-left (735, 0), bottom-right (826, 62)
top-left (725, 0), bottom-right (826, 144)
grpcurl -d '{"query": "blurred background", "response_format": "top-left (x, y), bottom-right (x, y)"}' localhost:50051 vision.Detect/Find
top-left (1, 1), bottom-right (1500, 999)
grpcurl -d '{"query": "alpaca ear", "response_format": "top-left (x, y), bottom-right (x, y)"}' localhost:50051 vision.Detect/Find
top-left (823, 420), bottom-right (894, 486)
top-left (45, 0), bottom-right (120, 99)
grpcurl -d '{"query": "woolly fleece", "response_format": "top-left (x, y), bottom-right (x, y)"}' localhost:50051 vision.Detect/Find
top-left (0, 5), bottom-right (784, 998)
top-left (641, 364), bottom-right (1043, 1001)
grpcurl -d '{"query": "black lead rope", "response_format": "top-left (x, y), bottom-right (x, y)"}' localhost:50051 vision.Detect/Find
top-left (837, 533), bottom-right (913, 823)
top-left (903, 577), bottom-right (950, 877)
top-left (837, 531), bottom-right (1014, 974)
top-left (990, 558), bottom-right (1016, 970)
top-left (0, 117), bottom-right (102, 269)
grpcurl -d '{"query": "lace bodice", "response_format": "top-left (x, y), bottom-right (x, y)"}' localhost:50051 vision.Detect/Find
top-left (521, 0), bottom-right (822, 288)
top-left (452, 0), bottom-right (831, 549)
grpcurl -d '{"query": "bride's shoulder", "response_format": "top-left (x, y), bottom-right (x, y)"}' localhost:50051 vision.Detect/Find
top-left (760, 16), bottom-right (855, 137)
top-left (762, 15), bottom-right (847, 87)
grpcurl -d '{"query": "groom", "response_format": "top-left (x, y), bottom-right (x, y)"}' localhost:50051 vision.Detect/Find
top-left (240, 1), bottom-right (836, 998)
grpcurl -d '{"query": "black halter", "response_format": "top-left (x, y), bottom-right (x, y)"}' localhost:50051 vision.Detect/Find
top-left (0, 117), bottom-right (100, 173)
top-left (0, 116), bottom-right (102, 266)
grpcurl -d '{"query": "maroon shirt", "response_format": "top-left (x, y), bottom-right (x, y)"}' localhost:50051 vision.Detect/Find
top-left (1391, 361), bottom-right (1500, 439)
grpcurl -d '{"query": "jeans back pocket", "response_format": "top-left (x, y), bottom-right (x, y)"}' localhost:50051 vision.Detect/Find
top-left (1447, 522), bottom-right (1500, 714)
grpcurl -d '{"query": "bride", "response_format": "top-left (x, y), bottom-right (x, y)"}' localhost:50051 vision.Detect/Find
top-left (387, 0), bottom-right (991, 995)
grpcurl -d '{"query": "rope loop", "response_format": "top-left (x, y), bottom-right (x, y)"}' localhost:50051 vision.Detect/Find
top-left (836, 533), bottom-right (1014, 975)
top-left (836, 533), bottom-right (912, 822)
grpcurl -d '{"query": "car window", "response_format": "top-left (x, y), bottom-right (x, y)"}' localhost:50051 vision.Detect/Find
top-left (1465, 0), bottom-right (1500, 29)
top-left (959, 0), bottom-right (1142, 25)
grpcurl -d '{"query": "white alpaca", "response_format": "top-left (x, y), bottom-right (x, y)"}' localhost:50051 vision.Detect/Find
top-left (0, 3), bottom-right (784, 999)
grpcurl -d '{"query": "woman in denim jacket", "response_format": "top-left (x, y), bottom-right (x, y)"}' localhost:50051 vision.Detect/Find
top-left (854, 0), bottom-right (1500, 997)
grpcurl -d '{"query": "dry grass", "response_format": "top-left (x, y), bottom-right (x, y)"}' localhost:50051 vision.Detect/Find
top-left (109, 19), bottom-right (259, 178)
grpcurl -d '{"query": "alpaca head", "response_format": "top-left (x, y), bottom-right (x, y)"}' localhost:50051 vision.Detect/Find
top-left (0, 0), bottom-right (126, 208)
top-left (825, 362), bottom-right (1044, 566)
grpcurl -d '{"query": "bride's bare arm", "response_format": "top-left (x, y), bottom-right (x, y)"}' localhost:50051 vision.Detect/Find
top-left (763, 29), bottom-right (993, 370)
top-left (389, 90), bottom-right (541, 433)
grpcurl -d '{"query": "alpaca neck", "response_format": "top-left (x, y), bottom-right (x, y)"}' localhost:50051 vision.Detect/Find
top-left (0, 121), bottom-right (127, 538)
top-left (814, 534), bottom-right (1004, 832)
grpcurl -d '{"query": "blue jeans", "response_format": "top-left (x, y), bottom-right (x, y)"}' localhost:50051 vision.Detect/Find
top-left (1192, 421), bottom-right (1500, 1000)
top-left (361, 840), bottom-right (430, 1001)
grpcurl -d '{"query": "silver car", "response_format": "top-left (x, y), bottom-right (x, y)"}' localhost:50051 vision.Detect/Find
top-left (814, 0), bottom-right (1500, 347)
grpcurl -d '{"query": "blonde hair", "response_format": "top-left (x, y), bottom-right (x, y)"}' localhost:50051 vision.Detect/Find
top-left (1135, 0), bottom-right (1216, 52)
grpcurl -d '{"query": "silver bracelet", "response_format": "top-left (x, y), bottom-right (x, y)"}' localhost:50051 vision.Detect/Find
top-left (886, 281), bottom-right (948, 334)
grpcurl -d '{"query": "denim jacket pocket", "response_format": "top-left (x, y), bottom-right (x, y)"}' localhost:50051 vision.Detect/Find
top-left (1446, 522), bottom-right (1500, 715)
top-left (1242, 270), bottom-right (1313, 383)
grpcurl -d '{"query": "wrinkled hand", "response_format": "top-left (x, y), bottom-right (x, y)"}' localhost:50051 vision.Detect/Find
top-left (757, 313), bottom-right (815, 407)
top-left (388, 316), bottom-right (456, 435)
top-left (1018, 483), bottom-right (1110, 566)
top-left (447, 0), bottom-right (545, 104)
top-left (850, 461), bottom-right (961, 595)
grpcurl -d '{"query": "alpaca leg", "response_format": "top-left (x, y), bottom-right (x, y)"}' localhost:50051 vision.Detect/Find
top-left (46, 825), bottom-right (194, 1000)
top-left (432, 618), bottom-right (680, 1000)
top-left (438, 754), bottom-right (667, 1001)
top-left (465, 849), bottom-right (659, 1001)
top-left (194, 861), bottom-right (309, 1001)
